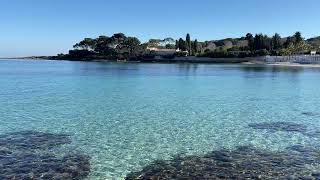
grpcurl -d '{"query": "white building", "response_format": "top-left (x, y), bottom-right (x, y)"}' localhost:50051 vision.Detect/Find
top-left (311, 51), bottom-right (317, 56)
top-left (146, 47), bottom-right (188, 56)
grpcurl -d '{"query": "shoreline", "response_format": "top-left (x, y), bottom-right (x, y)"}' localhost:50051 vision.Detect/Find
top-left (265, 62), bottom-right (320, 68)
top-left (2, 57), bottom-right (320, 68)
top-left (0, 56), bottom-right (259, 64)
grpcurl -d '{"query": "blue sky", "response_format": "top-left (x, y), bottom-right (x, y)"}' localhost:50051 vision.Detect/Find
top-left (1, 0), bottom-right (320, 57)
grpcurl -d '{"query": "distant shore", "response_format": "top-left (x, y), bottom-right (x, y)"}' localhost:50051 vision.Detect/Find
top-left (1, 56), bottom-right (260, 64)
top-left (266, 62), bottom-right (320, 68)
top-left (0, 56), bottom-right (53, 60)
top-left (2, 56), bottom-right (320, 68)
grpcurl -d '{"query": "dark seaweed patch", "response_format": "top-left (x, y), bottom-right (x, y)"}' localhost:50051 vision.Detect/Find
top-left (302, 112), bottom-right (319, 117)
top-left (286, 145), bottom-right (319, 156)
top-left (126, 146), bottom-right (320, 179)
top-left (248, 122), bottom-right (320, 138)
top-left (305, 130), bottom-right (320, 138)
top-left (0, 130), bottom-right (71, 150)
top-left (0, 131), bottom-right (90, 179)
top-left (248, 122), bottom-right (308, 133)
top-left (0, 152), bottom-right (90, 179)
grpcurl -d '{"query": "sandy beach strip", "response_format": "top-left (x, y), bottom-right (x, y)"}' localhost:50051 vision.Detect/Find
top-left (266, 62), bottom-right (320, 68)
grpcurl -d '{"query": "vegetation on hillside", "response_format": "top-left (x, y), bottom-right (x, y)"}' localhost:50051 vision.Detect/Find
top-left (307, 36), bottom-right (320, 51)
top-left (56, 33), bottom-right (145, 61)
top-left (54, 32), bottom-right (319, 61)
top-left (196, 32), bottom-right (315, 58)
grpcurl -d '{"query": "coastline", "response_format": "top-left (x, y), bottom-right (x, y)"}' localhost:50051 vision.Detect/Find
top-left (1, 56), bottom-right (259, 64)
top-left (264, 62), bottom-right (320, 68)
top-left (2, 57), bottom-right (320, 68)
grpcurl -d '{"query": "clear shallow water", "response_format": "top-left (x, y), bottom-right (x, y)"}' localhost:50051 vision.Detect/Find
top-left (0, 60), bottom-right (320, 179)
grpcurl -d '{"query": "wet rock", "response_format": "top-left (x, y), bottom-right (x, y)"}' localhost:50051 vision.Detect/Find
top-left (248, 122), bottom-right (308, 133)
top-left (312, 172), bottom-right (320, 178)
top-left (0, 153), bottom-right (90, 179)
top-left (0, 131), bottom-right (90, 180)
top-left (0, 147), bottom-right (12, 156)
top-left (126, 146), bottom-right (320, 180)
top-left (286, 145), bottom-right (320, 164)
top-left (0, 130), bottom-right (71, 150)
top-left (287, 145), bottom-right (314, 153)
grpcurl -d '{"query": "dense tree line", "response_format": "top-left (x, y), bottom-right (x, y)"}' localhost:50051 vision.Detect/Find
top-left (176, 34), bottom-right (202, 56)
top-left (57, 33), bottom-right (145, 60)
top-left (245, 32), bottom-right (305, 53)
top-left (55, 32), bottom-right (317, 61)
top-left (201, 31), bottom-right (313, 58)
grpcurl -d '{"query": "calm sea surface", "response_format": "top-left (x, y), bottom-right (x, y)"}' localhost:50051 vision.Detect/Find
top-left (1, 59), bottom-right (320, 179)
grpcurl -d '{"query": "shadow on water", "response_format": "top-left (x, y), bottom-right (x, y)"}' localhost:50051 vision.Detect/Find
top-left (239, 65), bottom-right (305, 73)
top-left (177, 63), bottom-right (199, 75)
top-left (238, 65), bottom-right (304, 81)
top-left (126, 145), bottom-right (320, 179)
top-left (0, 131), bottom-right (90, 179)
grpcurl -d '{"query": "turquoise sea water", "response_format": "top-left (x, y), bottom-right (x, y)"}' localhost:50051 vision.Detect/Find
top-left (0, 60), bottom-right (320, 179)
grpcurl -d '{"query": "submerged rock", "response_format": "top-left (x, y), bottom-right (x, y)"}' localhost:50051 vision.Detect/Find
top-left (0, 152), bottom-right (90, 179)
top-left (0, 130), bottom-right (90, 180)
top-left (126, 146), bottom-right (320, 179)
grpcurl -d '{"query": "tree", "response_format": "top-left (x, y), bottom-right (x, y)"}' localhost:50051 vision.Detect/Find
top-left (254, 34), bottom-right (263, 50)
top-left (175, 40), bottom-right (179, 49)
top-left (190, 41), bottom-right (195, 56)
top-left (111, 33), bottom-right (127, 48)
top-left (297, 42), bottom-right (311, 54)
top-left (162, 38), bottom-right (175, 46)
top-left (178, 38), bottom-right (186, 51)
top-left (293, 41), bottom-right (311, 54)
top-left (73, 38), bottom-right (96, 50)
top-left (94, 36), bottom-right (115, 55)
top-left (262, 35), bottom-right (272, 50)
top-left (119, 37), bottom-right (141, 57)
top-left (245, 33), bottom-right (254, 51)
top-left (294, 32), bottom-right (303, 45)
top-left (68, 49), bottom-right (96, 58)
top-left (186, 33), bottom-right (191, 54)
top-left (272, 33), bottom-right (282, 50)
top-left (193, 39), bottom-right (199, 55)
top-left (148, 39), bottom-right (162, 47)
top-left (165, 44), bottom-right (176, 49)
top-left (284, 36), bottom-right (294, 48)
top-left (112, 33), bottom-right (126, 41)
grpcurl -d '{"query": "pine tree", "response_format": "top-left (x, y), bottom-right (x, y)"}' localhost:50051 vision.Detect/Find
top-left (193, 39), bottom-right (199, 55)
top-left (254, 34), bottom-right (263, 50)
top-left (186, 33), bottom-right (191, 55)
top-left (178, 38), bottom-right (186, 51)
top-left (262, 35), bottom-right (272, 50)
top-left (245, 33), bottom-right (254, 51)
top-left (284, 36), bottom-right (294, 48)
top-left (272, 33), bottom-right (282, 50)
top-left (294, 32), bottom-right (303, 45)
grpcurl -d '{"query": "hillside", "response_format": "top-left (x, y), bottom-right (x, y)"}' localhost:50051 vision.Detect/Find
top-left (307, 36), bottom-right (320, 49)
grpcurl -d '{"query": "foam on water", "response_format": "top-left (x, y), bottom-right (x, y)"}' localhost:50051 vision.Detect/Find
top-left (0, 60), bottom-right (320, 179)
